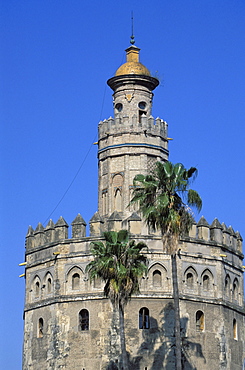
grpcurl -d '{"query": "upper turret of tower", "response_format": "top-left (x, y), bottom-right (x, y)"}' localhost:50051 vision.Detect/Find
top-left (107, 42), bottom-right (159, 125)
top-left (98, 41), bottom-right (168, 220)
top-left (107, 42), bottom-right (159, 93)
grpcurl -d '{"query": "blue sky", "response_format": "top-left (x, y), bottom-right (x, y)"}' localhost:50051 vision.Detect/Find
top-left (1, 1), bottom-right (245, 368)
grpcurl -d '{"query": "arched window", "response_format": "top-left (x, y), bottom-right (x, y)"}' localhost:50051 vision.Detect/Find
top-left (196, 311), bottom-right (204, 332)
top-left (35, 281), bottom-right (40, 298)
top-left (203, 274), bottom-right (210, 290)
top-left (201, 270), bottom-right (214, 294)
top-left (38, 318), bottom-right (44, 338)
top-left (225, 275), bottom-right (231, 299)
top-left (72, 273), bottom-right (80, 290)
top-left (233, 319), bottom-right (237, 340)
top-left (79, 309), bottom-right (89, 331)
top-left (186, 272), bottom-right (194, 288)
top-left (138, 102), bottom-right (147, 123)
top-left (233, 279), bottom-right (239, 302)
top-left (139, 307), bottom-right (150, 329)
top-left (102, 190), bottom-right (108, 215)
top-left (153, 270), bottom-right (162, 287)
top-left (112, 174), bottom-right (123, 212)
top-left (115, 188), bottom-right (122, 212)
top-left (47, 278), bottom-right (52, 294)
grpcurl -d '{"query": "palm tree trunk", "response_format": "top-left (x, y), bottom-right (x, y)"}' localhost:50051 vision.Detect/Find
top-left (171, 253), bottom-right (182, 370)
top-left (119, 302), bottom-right (128, 370)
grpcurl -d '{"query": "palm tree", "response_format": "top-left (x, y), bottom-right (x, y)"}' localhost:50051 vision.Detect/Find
top-left (86, 229), bottom-right (148, 370)
top-left (131, 161), bottom-right (202, 370)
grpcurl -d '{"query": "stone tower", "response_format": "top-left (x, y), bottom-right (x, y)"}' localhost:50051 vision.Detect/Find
top-left (97, 44), bottom-right (168, 222)
top-left (22, 41), bottom-right (245, 370)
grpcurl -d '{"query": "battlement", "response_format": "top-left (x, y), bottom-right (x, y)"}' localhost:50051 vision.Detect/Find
top-left (98, 115), bottom-right (168, 140)
top-left (25, 213), bottom-right (243, 256)
top-left (25, 214), bottom-right (86, 249)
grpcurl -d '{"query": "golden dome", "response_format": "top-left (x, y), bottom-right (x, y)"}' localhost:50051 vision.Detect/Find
top-left (115, 61), bottom-right (150, 76)
top-left (115, 45), bottom-right (151, 77)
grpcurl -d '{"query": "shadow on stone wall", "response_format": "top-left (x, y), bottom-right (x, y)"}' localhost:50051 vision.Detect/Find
top-left (106, 360), bottom-right (120, 370)
top-left (106, 302), bottom-right (205, 370)
top-left (131, 302), bottom-right (205, 370)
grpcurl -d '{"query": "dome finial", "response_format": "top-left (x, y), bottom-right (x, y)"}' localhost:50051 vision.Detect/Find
top-left (130, 11), bottom-right (135, 45)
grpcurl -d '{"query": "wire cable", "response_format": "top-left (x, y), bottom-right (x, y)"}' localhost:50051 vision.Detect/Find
top-left (43, 85), bottom-right (107, 225)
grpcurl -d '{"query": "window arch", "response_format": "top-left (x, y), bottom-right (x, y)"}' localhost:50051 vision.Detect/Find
top-left (72, 273), bottom-right (80, 290)
top-left (66, 266), bottom-right (84, 293)
top-left (225, 275), bottom-right (231, 299)
top-left (112, 173), bottom-right (123, 212)
top-left (201, 269), bottom-right (213, 292)
top-left (186, 272), bottom-right (194, 288)
top-left (79, 309), bottom-right (89, 331)
top-left (114, 188), bottom-right (122, 211)
top-left (102, 189), bottom-right (108, 215)
top-left (184, 267), bottom-right (197, 291)
top-left (38, 318), bottom-right (44, 338)
top-left (233, 278), bottom-right (239, 302)
top-left (148, 263), bottom-right (168, 291)
top-left (138, 102), bottom-right (147, 123)
top-left (203, 274), bottom-right (209, 290)
top-left (139, 307), bottom-right (150, 329)
top-left (233, 319), bottom-right (237, 340)
top-left (44, 272), bottom-right (53, 295)
top-left (153, 270), bottom-right (162, 287)
top-left (196, 311), bottom-right (204, 332)
top-left (47, 278), bottom-right (52, 294)
top-left (33, 276), bottom-right (41, 300)
top-left (35, 281), bottom-right (40, 297)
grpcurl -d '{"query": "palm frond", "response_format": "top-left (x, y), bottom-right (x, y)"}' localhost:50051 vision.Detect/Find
top-left (131, 160), bottom-right (202, 255)
top-left (187, 189), bottom-right (202, 212)
top-left (86, 230), bottom-right (148, 308)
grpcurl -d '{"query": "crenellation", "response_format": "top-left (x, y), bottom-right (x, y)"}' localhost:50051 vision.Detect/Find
top-left (140, 113), bottom-right (147, 128)
top-left (164, 120), bottom-right (168, 137)
top-left (54, 216), bottom-right (68, 241)
top-left (26, 214), bottom-right (243, 257)
top-left (155, 117), bottom-right (161, 132)
top-left (210, 218), bottom-right (223, 244)
top-left (25, 225), bottom-right (35, 249)
top-left (71, 213), bottom-right (86, 238)
top-left (107, 116), bottom-right (114, 130)
top-left (122, 114), bottom-right (129, 128)
top-left (148, 115), bottom-right (154, 130)
top-left (98, 115), bottom-right (167, 140)
top-left (107, 211), bottom-right (122, 232)
top-left (222, 223), bottom-right (231, 246)
top-left (235, 231), bottom-right (243, 252)
top-left (115, 116), bottom-right (121, 126)
top-left (228, 226), bottom-right (237, 250)
top-left (34, 222), bottom-right (46, 247)
top-left (89, 211), bottom-right (104, 236)
top-left (132, 113), bottom-right (137, 127)
top-left (44, 219), bottom-right (55, 243)
top-left (188, 222), bottom-right (197, 238)
top-left (127, 212), bottom-right (142, 235)
top-left (197, 216), bottom-right (210, 241)
top-left (160, 119), bottom-right (166, 137)
top-left (98, 120), bottom-right (104, 137)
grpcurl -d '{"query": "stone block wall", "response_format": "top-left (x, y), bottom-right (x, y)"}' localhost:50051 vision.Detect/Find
top-left (22, 212), bottom-right (244, 369)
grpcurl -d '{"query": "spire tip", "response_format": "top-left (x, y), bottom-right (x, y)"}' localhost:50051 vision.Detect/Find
top-left (130, 11), bottom-right (135, 45)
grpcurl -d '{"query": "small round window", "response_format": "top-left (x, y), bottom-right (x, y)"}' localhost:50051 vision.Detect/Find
top-left (138, 101), bottom-right (146, 110)
top-left (115, 103), bottom-right (123, 112)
